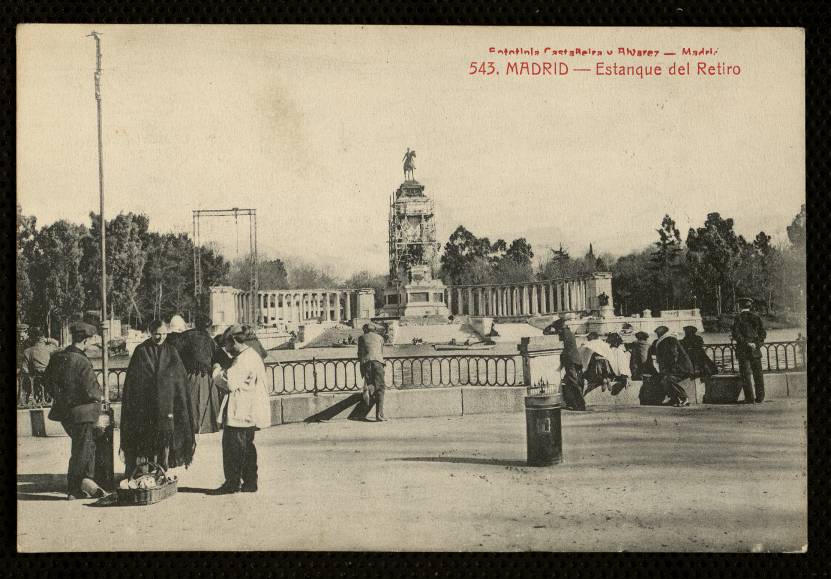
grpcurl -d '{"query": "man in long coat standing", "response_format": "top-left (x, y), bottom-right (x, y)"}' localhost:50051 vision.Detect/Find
top-left (731, 297), bottom-right (767, 404)
top-left (43, 322), bottom-right (108, 499)
top-left (120, 320), bottom-right (196, 475)
top-left (171, 315), bottom-right (222, 433)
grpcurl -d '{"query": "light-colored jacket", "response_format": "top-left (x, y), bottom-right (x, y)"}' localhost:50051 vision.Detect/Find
top-left (357, 331), bottom-right (385, 364)
top-left (213, 346), bottom-right (271, 428)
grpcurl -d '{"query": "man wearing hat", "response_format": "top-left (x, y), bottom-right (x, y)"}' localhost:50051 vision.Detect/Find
top-left (732, 298), bottom-right (767, 403)
top-left (652, 326), bottom-right (693, 407)
top-left (546, 317), bottom-right (586, 411)
top-left (212, 324), bottom-right (271, 494)
top-left (42, 322), bottom-right (107, 499)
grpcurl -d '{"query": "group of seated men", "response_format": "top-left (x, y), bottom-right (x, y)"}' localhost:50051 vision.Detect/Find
top-left (544, 319), bottom-right (718, 410)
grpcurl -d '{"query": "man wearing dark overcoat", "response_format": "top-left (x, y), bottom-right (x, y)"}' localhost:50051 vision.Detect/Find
top-left (120, 320), bottom-right (196, 475)
top-left (731, 298), bottom-right (767, 404)
top-left (42, 322), bottom-right (107, 499)
top-left (652, 326), bottom-right (694, 407)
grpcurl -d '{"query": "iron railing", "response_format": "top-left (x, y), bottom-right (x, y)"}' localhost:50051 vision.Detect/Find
top-left (16, 340), bottom-right (806, 408)
top-left (262, 353), bottom-right (522, 395)
top-left (702, 340), bottom-right (807, 374)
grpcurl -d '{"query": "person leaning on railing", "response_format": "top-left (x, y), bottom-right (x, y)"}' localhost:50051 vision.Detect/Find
top-left (19, 326), bottom-right (58, 406)
top-left (357, 323), bottom-right (387, 421)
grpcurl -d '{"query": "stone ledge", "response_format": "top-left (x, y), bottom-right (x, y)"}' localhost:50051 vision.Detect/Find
top-left (16, 372), bottom-right (807, 436)
top-left (461, 387), bottom-right (525, 415)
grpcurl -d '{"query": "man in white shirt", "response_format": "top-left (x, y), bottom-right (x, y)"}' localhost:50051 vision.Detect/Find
top-left (211, 325), bottom-right (271, 494)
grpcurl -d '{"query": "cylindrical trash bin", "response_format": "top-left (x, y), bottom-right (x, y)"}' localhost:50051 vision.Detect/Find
top-left (525, 393), bottom-right (562, 466)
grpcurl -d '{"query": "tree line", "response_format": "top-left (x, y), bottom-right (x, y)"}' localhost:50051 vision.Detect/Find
top-left (16, 205), bottom-right (390, 336)
top-left (438, 206), bottom-right (807, 322)
top-left (16, 203), bottom-right (806, 337)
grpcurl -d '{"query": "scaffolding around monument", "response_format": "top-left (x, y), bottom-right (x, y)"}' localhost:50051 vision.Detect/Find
top-left (383, 178), bottom-right (449, 318)
top-left (387, 182), bottom-right (441, 285)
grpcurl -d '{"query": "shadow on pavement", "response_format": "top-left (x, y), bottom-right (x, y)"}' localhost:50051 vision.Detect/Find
top-left (392, 456), bottom-right (527, 468)
top-left (17, 473), bottom-right (68, 501)
top-left (304, 393), bottom-right (379, 422)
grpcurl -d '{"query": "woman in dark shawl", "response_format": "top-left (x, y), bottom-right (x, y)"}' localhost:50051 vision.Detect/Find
top-left (120, 320), bottom-right (196, 474)
top-left (680, 326), bottom-right (717, 378)
top-left (171, 315), bottom-right (222, 434)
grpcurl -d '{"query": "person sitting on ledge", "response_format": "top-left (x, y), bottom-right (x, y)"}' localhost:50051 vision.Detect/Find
top-left (651, 325), bottom-right (693, 407)
top-left (680, 325), bottom-right (717, 379)
top-left (627, 331), bottom-right (654, 381)
top-left (579, 332), bottom-right (630, 396)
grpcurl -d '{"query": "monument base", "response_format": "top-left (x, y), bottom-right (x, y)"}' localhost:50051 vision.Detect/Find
top-left (383, 283), bottom-right (449, 318)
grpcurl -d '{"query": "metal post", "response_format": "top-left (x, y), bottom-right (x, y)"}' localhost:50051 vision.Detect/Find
top-left (89, 31), bottom-right (114, 490)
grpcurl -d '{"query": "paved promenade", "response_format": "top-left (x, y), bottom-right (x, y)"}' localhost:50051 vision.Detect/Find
top-left (18, 399), bottom-right (806, 552)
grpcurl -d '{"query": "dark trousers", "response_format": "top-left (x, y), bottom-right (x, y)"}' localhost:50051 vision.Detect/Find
top-left (739, 357), bottom-right (765, 402)
top-left (363, 360), bottom-right (387, 418)
top-left (660, 374), bottom-right (688, 404)
top-left (62, 422), bottom-right (98, 496)
top-left (561, 363), bottom-right (586, 411)
top-left (223, 425), bottom-right (258, 490)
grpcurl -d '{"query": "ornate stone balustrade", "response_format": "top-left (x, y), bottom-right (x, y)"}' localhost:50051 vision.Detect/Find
top-left (445, 272), bottom-right (613, 317)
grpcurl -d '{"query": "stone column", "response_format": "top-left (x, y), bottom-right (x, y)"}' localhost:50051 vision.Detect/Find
top-left (345, 291), bottom-right (352, 320)
top-left (467, 288), bottom-right (474, 316)
top-left (446, 288), bottom-right (453, 315)
top-left (579, 279), bottom-right (585, 310)
top-left (531, 285), bottom-right (539, 315)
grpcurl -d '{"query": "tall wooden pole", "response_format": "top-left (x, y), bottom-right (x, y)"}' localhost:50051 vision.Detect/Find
top-left (89, 31), bottom-right (114, 489)
top-left (90, 31), bottom-right (109, 404)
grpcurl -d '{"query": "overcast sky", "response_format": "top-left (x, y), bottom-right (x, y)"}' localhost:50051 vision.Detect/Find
top-left (18, 25), bottom-right (804, 277)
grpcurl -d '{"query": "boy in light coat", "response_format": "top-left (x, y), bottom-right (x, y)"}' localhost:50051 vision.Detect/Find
top-left (211, 325), bottom-right (271, 494)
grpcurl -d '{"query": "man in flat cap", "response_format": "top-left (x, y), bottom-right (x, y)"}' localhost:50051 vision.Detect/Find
top-left (42, 322), bottom-right (107, 499)
top-left (120, 320), bottom-right (196, 476)
top-left (212, 324), bottom-right (271, 494)
top-left (731, 297), bottom-right (767, 404)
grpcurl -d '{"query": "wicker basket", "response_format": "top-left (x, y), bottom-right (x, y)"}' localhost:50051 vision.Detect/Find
top-left (116, 462), bottom-right (178, 506)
